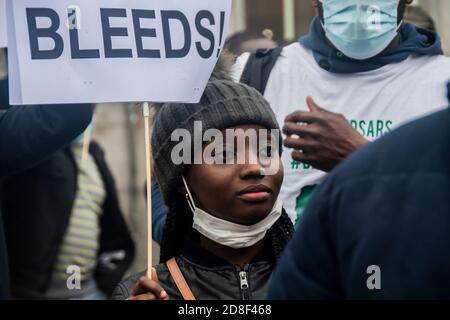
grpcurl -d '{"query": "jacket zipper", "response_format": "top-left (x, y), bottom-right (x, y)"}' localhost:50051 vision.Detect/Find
top-left (238, 265), bottom-right (250, 300)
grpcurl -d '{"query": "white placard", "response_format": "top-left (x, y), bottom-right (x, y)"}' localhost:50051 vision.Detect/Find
top-left (0, 0), bottom-right (6, 48)
top-left (6, 0), bottom-right (231, 105)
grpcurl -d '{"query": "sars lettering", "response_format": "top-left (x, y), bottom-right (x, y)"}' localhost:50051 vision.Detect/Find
top-left (350, 120), bottom-right (393, 138)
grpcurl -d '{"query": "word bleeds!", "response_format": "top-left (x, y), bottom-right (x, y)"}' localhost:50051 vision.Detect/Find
top-left (26, 7), bottom-right (226, 60)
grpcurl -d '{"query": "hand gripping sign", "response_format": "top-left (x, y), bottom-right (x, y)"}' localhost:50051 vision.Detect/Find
top-left (6, 0), bottom-right (231, 105)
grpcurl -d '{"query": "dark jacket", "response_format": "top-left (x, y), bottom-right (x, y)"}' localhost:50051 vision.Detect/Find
top-left (0, 78), bottom-right (93, 299)
top-left (151, 183), bottom-right (168, 244)
top-left (112, 233), bottom-right (275, 300)
top-left (1, 141), bottom-right (135, 298)
top-left (268, 107), bottom-right (450, 299)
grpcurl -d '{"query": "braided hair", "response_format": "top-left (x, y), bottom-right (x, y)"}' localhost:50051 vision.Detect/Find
top-left (159, 191), bottom-right (294, 263)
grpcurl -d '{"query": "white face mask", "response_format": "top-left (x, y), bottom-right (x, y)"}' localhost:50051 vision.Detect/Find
top-left (182, 176), bottom-right (283, 249)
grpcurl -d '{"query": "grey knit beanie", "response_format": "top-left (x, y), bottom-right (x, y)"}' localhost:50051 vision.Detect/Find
top-left (152, 79), bottom-right (281, 205)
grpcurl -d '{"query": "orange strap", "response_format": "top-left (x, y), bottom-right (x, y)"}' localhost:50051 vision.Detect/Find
top-left (166, 257), bottom-right (196, 300)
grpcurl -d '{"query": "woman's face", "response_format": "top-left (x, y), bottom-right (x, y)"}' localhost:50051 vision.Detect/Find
top-left (183, 124), bottom-right (284, 225)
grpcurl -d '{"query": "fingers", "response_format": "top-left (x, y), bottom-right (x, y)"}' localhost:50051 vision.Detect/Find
top-left (291, 150), bottom-right (315, 165)
top-left (146, 267), bottom-right (159, 282)
top-left (286, 129), bottom-right (317, 163)
top-left (131, 275), bottom-right (168, 300)
top-left (306, 96), bottom-right (319, 113)
top-left (128, 292), bottom-right (161, 300)
top-left (285, 135), bottom-right (317, 167)
top-left (283, 122), bottom-right (318, 137)
top-left (306, 96), bottom-right (332, 114)
top-left (285, 97), bottom-right (332, 124)
top-left (284, 110), bottom-right (320, 124)
top-left (284, 136), bottom-right (315, 150)
top-left (128, 291), bottom-right (170, 300)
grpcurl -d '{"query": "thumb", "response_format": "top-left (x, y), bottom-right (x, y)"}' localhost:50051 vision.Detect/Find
top-left (146, 267), bottom-right (159, 283)
top-left (306, 96), bottom-right (320, 113)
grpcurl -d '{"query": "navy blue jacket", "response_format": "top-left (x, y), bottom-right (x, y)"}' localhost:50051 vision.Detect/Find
top-left (0, 79), bottom-right (92, 299)
top-left (268, 106), bottom-right (450, 299)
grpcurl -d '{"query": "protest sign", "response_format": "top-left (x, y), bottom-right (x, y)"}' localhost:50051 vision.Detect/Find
top-left (6, 0), bottom-right (231, 105)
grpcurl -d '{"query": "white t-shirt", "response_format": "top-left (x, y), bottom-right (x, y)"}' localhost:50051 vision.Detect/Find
top-left (233, 43), bottom-right (450, 223)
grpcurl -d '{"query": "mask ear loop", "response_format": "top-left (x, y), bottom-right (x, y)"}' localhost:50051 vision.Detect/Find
top-left (182, 176), bottom-right (197, 214)
top-left (396, 19), bottom-right (404, 32)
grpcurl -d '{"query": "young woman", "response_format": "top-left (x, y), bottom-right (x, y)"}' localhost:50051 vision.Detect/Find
top-left (113, 70), bottom-right (294, 300)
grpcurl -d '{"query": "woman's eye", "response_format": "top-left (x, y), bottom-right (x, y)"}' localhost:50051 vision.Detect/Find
top-left (222, 150), bottom-right (236, 161)
top-left (213, 148), bottom-right (235, 163)
top-left (259, 146), bottom-right (274, 158)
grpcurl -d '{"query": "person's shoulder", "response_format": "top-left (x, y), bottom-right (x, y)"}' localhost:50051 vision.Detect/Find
top-left (279, 42), bottom-right (313, 61)
top-left (426, 54), bottom-right (450, 65)
top-left (231, 43), bottom-right (308, 82)
top-left (282, 41), bottom-right (304, 54)
top-left (267, 42), bottom-right (316, 80)
top-left (409, 53), bottom-right (450, 73)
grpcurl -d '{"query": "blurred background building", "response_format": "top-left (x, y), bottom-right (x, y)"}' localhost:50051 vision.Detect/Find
top-left (1, 0), bottom-right (450, 276)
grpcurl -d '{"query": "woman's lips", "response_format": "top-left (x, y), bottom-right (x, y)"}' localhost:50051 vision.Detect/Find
top-left (237, 184), bottom-right (272, 203)
top-left (238, 191), bottom-right (271, 202)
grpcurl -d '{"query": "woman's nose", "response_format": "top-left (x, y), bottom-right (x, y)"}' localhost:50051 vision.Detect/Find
top-left (238, 150), bottom-right (265, 179)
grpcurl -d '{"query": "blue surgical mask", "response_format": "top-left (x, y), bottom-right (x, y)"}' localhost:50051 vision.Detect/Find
top-left (320, 0), bottom-right (402, 60)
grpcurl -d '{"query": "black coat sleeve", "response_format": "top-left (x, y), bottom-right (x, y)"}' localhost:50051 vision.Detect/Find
top-left (90, 142), bottom-right (135, 297)
top-left (0, 78), bottom-right (93, 177)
